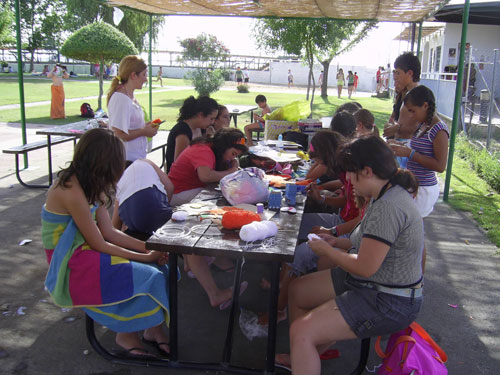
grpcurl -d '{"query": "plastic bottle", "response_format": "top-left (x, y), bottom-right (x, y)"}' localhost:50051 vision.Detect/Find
top-left (277, 133), bottom-right (284, 152)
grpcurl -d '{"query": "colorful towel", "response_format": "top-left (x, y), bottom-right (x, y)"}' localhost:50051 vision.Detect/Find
top-left (42, 205), bottom-right (172, 333)
top-left (50, 85), bottom-right (65, 119)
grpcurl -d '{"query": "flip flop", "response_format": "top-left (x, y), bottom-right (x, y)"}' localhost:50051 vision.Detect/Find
top-left (219, 281), bottom-right (248, 310)
top-left (212, 263), bottom-right (235, 273)
top-left (113, 347), bottom-right (157, 360)
top-left (320, 348), bottom-right (340, 360)
top-left (141, 337), bottom-right (170, 357)
top-left (274, 353), bottom-right (291, 372)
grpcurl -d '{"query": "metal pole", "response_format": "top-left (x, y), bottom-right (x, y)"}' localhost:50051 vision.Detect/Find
top-left (149, 14), bottom-right (153, 121)
top-left (410, 23), bottom-right (416, 52)
top-left (444, 0), bottom-right (470, 202)
top-left (462, 46), bottom-right (473, 134)
top-left (416, 22), bottom-right (423, 59)
top-left (14, 0), bottom-right (28, 168)
top-left (486, 49), bottom-right (498, 149)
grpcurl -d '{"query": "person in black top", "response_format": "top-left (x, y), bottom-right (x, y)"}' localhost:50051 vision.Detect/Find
top-left (166, 96), bottom-right (219, 172)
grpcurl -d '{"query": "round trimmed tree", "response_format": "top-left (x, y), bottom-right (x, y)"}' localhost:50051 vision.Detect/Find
top-left (61, 21), bottom-right (138, 109)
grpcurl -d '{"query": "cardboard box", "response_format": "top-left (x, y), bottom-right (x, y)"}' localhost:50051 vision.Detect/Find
top-left (298, 119), bottom-right (323, 133)
top-left (264, 120), bottom-right (298, 140)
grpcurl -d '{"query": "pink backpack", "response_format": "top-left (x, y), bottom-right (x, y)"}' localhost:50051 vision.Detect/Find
top-left (375, 322), bottom-right (448, 375)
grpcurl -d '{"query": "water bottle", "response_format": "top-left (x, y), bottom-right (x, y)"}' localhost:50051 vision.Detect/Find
top-left (277, 133), bottom-right (284, 152)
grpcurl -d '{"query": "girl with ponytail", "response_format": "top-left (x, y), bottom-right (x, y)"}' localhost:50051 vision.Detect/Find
top-left (281, 136), bottom-right (424, 374)
top-left (389, 85), bottom-right (449, 218)
top-left (107, 55), bottom-right (158, 165)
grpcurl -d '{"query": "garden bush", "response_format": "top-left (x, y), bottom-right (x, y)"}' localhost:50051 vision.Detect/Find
top-left (187, 68), bottom-right (225, 97)
top-left (455, 135), bottom-right (500, 192)
top-left (237, 84), bottom-right (249, 93)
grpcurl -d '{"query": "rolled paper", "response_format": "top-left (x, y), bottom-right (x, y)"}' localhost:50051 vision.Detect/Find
top-left (239, 220), bottom-right (278, 242)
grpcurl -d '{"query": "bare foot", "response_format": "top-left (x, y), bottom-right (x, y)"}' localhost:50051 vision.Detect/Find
top-left (257, 309), bottom-right (287, 326)
top-left (143, 325), bottom-right (170, 355)
top-left (208, 287), bottom-right (233, 308)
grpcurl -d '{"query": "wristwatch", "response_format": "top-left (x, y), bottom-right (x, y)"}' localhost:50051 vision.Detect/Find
top-left (331, 226), bottom-right (338, 237)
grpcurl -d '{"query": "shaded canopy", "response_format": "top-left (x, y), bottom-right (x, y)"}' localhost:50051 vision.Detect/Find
top-left (433, 1), bottom-right (500, 25)
top-left (103, 0), bottom-right (448, 22)
top-left (394, 25), bottom-right (444, 40)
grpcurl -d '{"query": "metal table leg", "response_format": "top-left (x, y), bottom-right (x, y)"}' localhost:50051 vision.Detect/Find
top-left (169, 253), bottom-right (179, 362)
top-left (266, 261), bottom-right (281, 373)
top-left (222, 257), bottom-right (243, 364)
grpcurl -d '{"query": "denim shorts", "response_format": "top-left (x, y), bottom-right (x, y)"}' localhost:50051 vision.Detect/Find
top-left (331, 268), bottom-right (422, 338)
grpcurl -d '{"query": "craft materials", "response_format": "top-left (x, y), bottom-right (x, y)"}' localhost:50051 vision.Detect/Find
top-left (268, 190), bottom-right (282, 210)
top-left (285, 183), bottom-right (297, 206)
top-left (221, 210), bottom-right (261, 230)
top-left (307, 233), bottom-right (321, 241)
top-left (239, 221), bottom-right (278, 242)
top-left (171, 211), bottom-right (188, 221)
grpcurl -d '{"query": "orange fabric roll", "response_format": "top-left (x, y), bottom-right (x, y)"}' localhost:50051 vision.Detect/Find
top-left (221, 210), bottom-right (261, 230)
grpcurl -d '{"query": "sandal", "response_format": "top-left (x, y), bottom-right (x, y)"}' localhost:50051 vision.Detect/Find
top-left (113, 347), bottom-right (157, 359)
top-left (141, 337), bottom-right (170, 357)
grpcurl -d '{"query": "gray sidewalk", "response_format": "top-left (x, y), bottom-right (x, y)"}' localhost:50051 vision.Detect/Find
top-left (0, 121), bottom-right (499, 374)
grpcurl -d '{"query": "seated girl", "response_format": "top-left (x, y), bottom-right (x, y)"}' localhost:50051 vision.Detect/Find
top-left (279, 136), bottom-right (424, 374)
top-left (42, 129), bottom-right (172, 358)
top-left (165, 95), bottom-right (219, 172)
top-left (353, 108), bottom-right (380, 137)
top-left (167, 128), bottom-right (249, 308)
top-left (112, 158), bottom-right (174, 239)
top-left (206, 105), bottom-right (231, 135)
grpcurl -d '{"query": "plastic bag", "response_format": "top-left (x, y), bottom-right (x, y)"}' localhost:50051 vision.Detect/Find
top-left (220, 167), bottom-right (269, 206)
top-left (264, 100), bottom-right (311, 122)
top-left (239, 308), bottom-right (268, 340)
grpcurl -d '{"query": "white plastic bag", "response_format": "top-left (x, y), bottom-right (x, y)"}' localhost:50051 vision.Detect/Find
top-left (220, 167), bottom-right (269, 206)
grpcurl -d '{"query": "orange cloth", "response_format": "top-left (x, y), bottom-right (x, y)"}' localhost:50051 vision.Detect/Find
top-left (50, 85), bottom-right (65, 119)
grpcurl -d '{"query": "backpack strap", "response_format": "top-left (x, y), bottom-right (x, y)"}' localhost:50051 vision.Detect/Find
top-left (375, 335), bottom-right (416, 359)
top-left (410, 322), bottom-right (448, 363)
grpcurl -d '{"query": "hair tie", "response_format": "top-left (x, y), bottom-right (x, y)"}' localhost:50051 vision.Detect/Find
top-left (309, 144), bottom-right (315, 153)
top-left (115, 75), bottom-right (121, 82)
top-left (234, 138), bottom-right (246, 145)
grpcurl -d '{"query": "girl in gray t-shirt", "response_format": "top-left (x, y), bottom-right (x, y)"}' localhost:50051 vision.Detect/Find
top-left (279, 136), bottom-right (424, 374)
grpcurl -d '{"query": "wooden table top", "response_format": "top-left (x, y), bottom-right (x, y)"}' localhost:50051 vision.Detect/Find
top-left (225, 105), bottom-right (258, 115)
top-left (36, 121), bottom-right (94, 137)
top-left (146, 188), bottom-right (302, 263)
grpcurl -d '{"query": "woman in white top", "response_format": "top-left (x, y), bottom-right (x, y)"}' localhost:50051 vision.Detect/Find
top-left (107, 55), bottom-right (158, 165)
top-left (112, 159), bottom-right (174, 238)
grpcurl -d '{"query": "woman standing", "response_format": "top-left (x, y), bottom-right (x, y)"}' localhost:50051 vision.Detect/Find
top-left (107, 55), bottom-right (158, 165)
top-left (347, 71), bottom-right (355, 99)
top-left (336, 68), bottom-right (345, 98)
top-left (165, 96), bottom-right (219, 172)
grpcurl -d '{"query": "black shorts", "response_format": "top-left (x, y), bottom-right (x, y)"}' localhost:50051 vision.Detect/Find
top-left (237, 78), bottom-right (243, 83)
top-left (244, 78), bottom-right (249, 83)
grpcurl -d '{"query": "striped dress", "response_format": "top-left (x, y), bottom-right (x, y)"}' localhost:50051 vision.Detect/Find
top-left (407, 121), bottom-right (449, 186)
top-left (42, 205), bottom-right (173, 333)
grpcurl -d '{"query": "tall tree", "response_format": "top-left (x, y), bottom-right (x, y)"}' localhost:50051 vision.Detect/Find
top-left (64, 0), bottom-right (164, 52)
top-left (8, 0), bottom-right (66, 72)
top-left (179, 33), bottom-right (230, 96)
top-left (61, 22), bottom-right (138, 109)
top-left (0, 6), bottom-right (15, 48)
top-left (254, 18), bottom-right (375, 107)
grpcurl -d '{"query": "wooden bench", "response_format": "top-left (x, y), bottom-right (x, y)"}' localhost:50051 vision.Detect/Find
top-left (3, 136), bottom-right (76, 188)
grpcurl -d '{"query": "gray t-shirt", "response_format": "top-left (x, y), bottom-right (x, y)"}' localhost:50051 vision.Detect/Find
top-left (349, 185), bottom-right (423, 286)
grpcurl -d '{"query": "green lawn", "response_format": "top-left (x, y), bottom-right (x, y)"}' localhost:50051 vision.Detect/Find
top-left (0, 75), bottom-right (191, 106)
top-left (440, 156), bottom-right (500, 249)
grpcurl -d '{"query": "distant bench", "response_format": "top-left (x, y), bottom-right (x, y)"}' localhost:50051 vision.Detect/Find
top-left (3, 136), bottom-right (77, 188)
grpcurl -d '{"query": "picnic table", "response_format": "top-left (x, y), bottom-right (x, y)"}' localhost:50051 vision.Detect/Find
top-left (249, 140), bottom-right (302, 164)
top-left (36, 121), bottom-right (169, 186)
top-left (144, 188), bottom-right (302, 374)
top-left (226, 105), bottom-right (258, 127)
